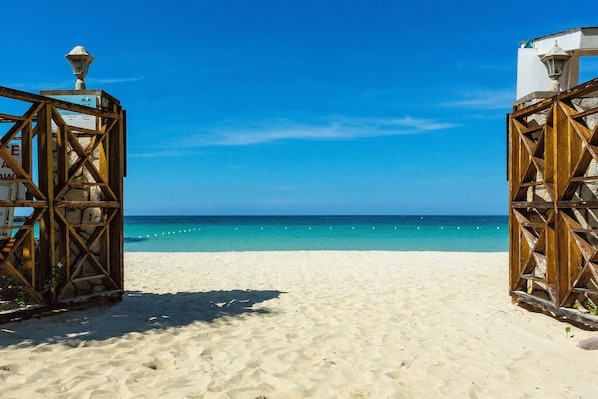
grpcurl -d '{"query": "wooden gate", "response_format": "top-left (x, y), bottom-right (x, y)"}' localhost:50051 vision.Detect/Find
top-left (509, 78), bottom-right (598, 328)
top-left (0, 86), bottom-right (125, 321)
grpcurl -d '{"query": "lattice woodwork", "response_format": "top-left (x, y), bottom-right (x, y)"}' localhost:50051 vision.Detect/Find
top-left (509, 78), bottom-right (598, 327)
top-left (0, 86), bottom-right (125, 321)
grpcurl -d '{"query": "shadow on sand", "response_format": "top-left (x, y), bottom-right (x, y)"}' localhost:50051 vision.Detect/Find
top-left (0, 289), bottom-right (283, 347)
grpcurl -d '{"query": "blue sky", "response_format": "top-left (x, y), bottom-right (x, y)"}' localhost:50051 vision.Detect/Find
top-left (2, 1), bottom-right (597, 215)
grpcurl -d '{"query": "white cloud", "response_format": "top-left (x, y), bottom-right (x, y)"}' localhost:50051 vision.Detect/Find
top-left (88, 76), bottom-right (144, 84)
top-left (2, 75), bottom-right (144, 92)
top-left (442, 88), bottom-right (515, 110)
top-left (184, 116), bottom-right (456, 147)
top-left (1, 80), bottom-right (73, 92)
top-left (128, 148), bottom-right (202, 158)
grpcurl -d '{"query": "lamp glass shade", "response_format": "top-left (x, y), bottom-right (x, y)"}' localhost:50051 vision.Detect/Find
top-left (67, 55), bottom-right (91, 77)
top-left (65, 46), bottom-right (94, 89)
top-left (540, 41), bottom-right (570, 79)
top-left (543, 57), bottom-right (568, 78)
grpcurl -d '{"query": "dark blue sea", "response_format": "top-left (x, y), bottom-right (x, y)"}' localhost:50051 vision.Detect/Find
top-left (124, 215), bottom-right (508, 252)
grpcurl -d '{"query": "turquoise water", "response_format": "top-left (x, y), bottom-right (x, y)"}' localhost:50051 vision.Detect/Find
top-left (124, 215), bottom-right (508, 252)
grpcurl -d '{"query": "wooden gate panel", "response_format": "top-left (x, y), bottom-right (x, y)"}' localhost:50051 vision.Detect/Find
top-left (509, 78), bottom-right (598, 326)
top-left (0, 86), bottom-right (125, 320)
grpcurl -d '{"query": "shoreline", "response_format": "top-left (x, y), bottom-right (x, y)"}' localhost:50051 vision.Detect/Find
top-left (0, 250), bottom-right (596, 398)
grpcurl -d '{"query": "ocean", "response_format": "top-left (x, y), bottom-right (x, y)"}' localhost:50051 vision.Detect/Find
top-left (124, 215), bottom-right (508, 252)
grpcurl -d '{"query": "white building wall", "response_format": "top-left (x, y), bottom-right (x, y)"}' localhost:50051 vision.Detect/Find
top-left (516, 27), bottom-right (598, 101)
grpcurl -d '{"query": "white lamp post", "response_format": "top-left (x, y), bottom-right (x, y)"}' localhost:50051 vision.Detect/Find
top-left (65, 46), bottom-right (94, 90)
top-left (540, 41), bottom-right (570, 91)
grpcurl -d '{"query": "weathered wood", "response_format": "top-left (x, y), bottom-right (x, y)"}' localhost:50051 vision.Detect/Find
top-left (557, 200), bottom-right (598, 208)
top-left (53, 200), bottom-right (121, 208)
top-left (0, 289), bottom-right (123, 324)
top-left (511, 201), bottom-right (555, 209)
top-left (0, 112), bottom-right (26, 122)
top-left (0, 200), bottom-right (47, 207)
top-left (571, 105), bottom-right (598, 120)
top-left (508, 114), bottom-right (521, 292)
top-left (509, 78), bottom-right (598, 327)
top-left (511, 96), bottom-right (553, 118)
top-left (0, 103), bottom-right (41, 147)
top-left (0, 86), bottom-right (120, 118)
top-left (558, 76), bottom-right (598, 99)
top-left (108, 105), bottom-right (125, 288)
top-left (511, 290), bottom-right (598, 329)
top-left (0, 86), bottom-right (125, 319)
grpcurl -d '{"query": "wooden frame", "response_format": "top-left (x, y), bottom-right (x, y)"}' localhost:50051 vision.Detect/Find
top-left (509, 78), bottom-right (598, 328)
top-left (0, 86), bottom-right (125, 322)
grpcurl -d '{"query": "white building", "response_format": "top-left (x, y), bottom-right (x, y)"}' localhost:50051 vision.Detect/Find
top-left (516, 27), bottom-right (598, 101)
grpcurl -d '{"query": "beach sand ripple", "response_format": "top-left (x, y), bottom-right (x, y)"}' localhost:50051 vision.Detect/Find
top-left (0, 251), bottom-right (597, 398)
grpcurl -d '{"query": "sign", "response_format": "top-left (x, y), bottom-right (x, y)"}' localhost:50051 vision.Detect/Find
top-left (0, 142), bottom-right (24, 239)
top-left (49, 95), bottom-right (97, 130)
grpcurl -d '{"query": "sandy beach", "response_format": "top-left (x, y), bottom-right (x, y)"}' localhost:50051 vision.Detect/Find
top-left (0, 251), bottom-right (597, 398)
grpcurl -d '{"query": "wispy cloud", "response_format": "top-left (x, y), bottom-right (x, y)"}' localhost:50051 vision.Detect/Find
top-left (88, 76), bottom-right (144, 84)
top-left (128, 148), bottom-right (204, 158)
top-left (1, 75), bottom-right (144, 92)
top-left (183, 116), bottom-right (456, 147)
top-left (442, 88), bottom-right (515, 110)
top-left (452, 61), bottom-right (513, 72)
top-left (1, 80), bottom-right (74, 92)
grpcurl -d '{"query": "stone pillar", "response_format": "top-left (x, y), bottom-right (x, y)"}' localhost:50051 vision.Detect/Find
top-left (39, 90), bottom-right (121, 296)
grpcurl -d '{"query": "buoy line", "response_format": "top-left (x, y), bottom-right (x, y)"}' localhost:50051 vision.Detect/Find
top-left (134, 227), bottom-right (200, 240)
top-left (128, 225), bottom-right (504, 242)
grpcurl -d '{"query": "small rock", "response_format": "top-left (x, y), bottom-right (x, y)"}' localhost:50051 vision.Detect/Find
top-left (577, 336), bottom-right (598, 350)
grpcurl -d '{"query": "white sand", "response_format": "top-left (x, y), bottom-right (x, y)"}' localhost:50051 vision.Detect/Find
top-left (0, 251), bottom-right (597, 398)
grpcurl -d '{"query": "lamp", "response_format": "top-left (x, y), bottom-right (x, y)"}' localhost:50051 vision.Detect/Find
top-left (66, 46), bottom-right (94, 90)
top-left (540, 41), bottom-right (570, 91)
